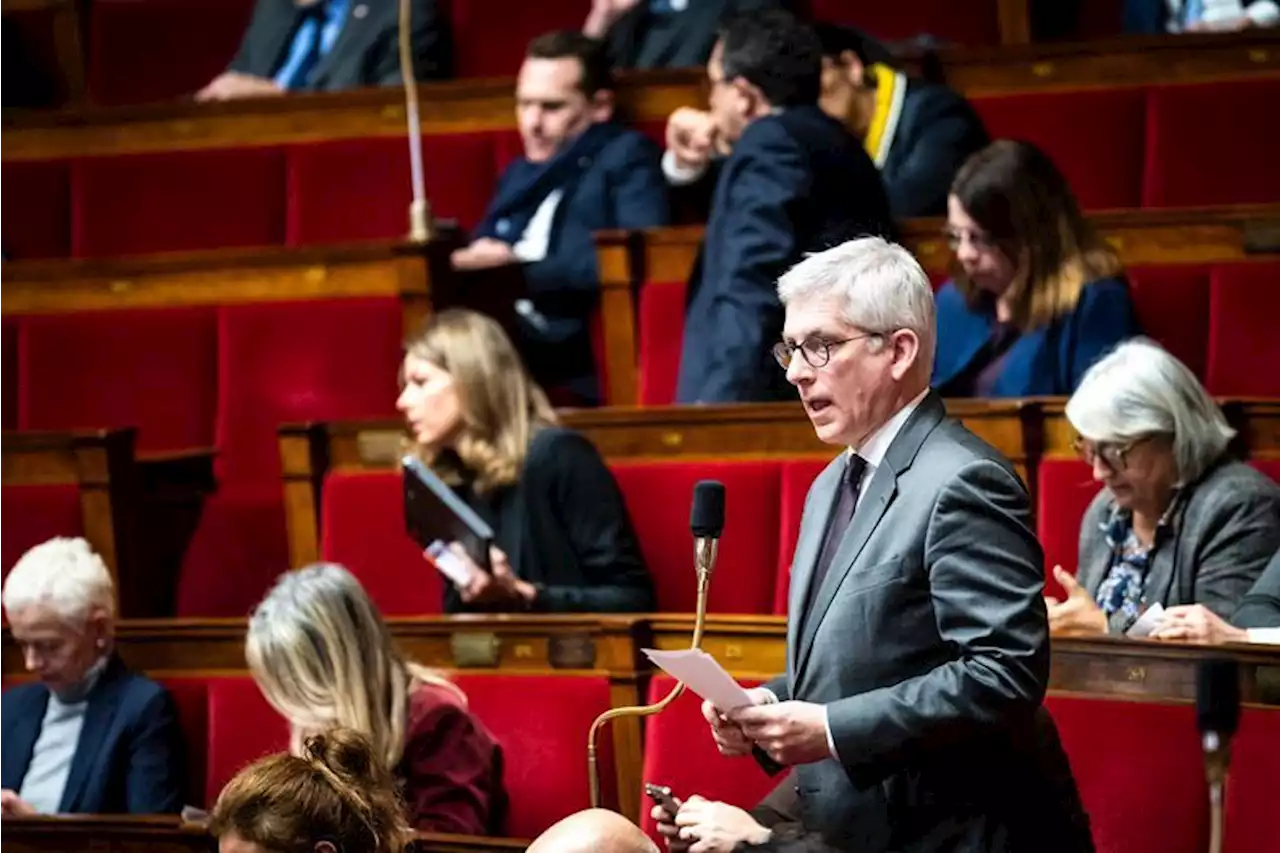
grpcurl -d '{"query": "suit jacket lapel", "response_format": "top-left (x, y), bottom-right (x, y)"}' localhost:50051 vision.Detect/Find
top-left (787, 461), bottom-right (842, 676)
top-left (1, 688), bottom-right (49, 791)
top-left (308, 2), bottom-right (368, 88)
top-left (58, 658), bottom-right (124, 812)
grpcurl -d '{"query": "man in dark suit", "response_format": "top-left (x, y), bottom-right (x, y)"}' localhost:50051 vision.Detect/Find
top-left (664, 10), bottom-right (893, 404)
top-left (197, 0), bottom-right (450, 101)
top-left (452, 31), bottom-right (668, 404)
top-left (815, 23), bottom-right (988, 219)
top-left (1, 538), bottom-right (185, 816)
top-left (673, 238), bottom-right (1093, 852)
top-left (583, 0), bottom-right (786, 70)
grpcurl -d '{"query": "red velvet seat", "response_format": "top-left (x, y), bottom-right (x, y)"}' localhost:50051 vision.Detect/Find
top-left (611, 460), bottom-right (782, 614)
top-left (1227, 709), bottom-right (1280, 853)
top-left (86, 0), bottom-right (255, 106)
top-left (1142, 78), bottom-right (1280, 207)
top-left (1035, 458), bottom-right (1101, 600)
top-left (774, 457), bottom-right (834, 614)
top-left (448, 0), bottom-right (585, 78)
top-left (637, 281), bottom-right (688, 406)
top-left (157, 677), bottom-right (211, 808)
top-left (452, 672), bottom-right (617, 839)
top-left (638, 674), bottom-right (777, 844)
top-left (808, 0), bottom-right (1001, 44)
top-left (320, 470), bottom-right (443, 616)
top-left (0, 484), bottom-right (84, 579)
top-left (285, 133), bottom-right (500, 244)
top-left (205, 676), bottom-right (290, 803)
top-left (970, 88), bottom-right (1146, 210)
top-left (1205, 261), bottom-right (1280, 397)
top-left (1126, 265), bottom-right (1210, 381)
top-left (1250, 458), bottom-right (1280, 484)
top-left (1, 160), bottom-right (70, 259)
top-left (19, 307), bottom-right (219, 454)
top-left (1046, 696), bottom-right (1207, 853)
top-left (3, 318), bottom-right (20, 430)
top-left (71, 148), bottom-right (285, 258)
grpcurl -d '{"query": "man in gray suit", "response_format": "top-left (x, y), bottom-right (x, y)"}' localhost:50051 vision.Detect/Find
top-left (682, 238), bottom-right (1092, 852)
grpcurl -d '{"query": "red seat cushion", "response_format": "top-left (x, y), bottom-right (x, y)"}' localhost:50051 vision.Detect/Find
top-left (971, 88), bottom-right (1146, 210)
top-left (71, 148), bottom-right (285, 257)
top-left (452, 672), bottom-right (617, 839)
top-left (639, 675), bottom-right (776, 844)
top-left (1035, 458), bottom-right (1101, 600)
top-left (448, 0), bottom-right (585, 78)
top-left (774, 457), bottom-right (834, 615)
top-left (1, 160), bottom-right (70, 259)
top-left (320, 470), bottom-right (443, 616)
top-left (1228, 709), bottom-right (1280, 853)
top-left (1250, 458), bottom-right (1280, 484)
top-left (1126, 266), bottom-right (1210, 381)
top-left (215, 298), bottom-right (401, 484)
top-left (1046, 696), bottom-right (1207, 853)
top-left (205, 676), bottom-right (290, 803)
top-left (174, 482), bottom-right (291, 618)
top-left (611, 460), bottom-right (781, 614)
top-left (3, 318), bottom-right (21, 430)
top-left (157, 677), bottom-right (210, 808)
top-left (285, 133), bottom-right (499, 244)
top-left (808, 0), bottom-right (1001, 44)
top-left (1, 484), bottom-right (83, 580)
top-left (1142, 79), bottom-right (1280, 207)
top-left (20, 307), bottom-right (218, 453)
top-left (86, 0), bottom-right (255, 106)
top-left (1205, 261), bottom-right (1280, 397)
top-left (637, 281), bottom-right (688, 406)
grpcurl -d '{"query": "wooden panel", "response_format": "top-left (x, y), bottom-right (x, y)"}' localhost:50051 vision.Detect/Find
top-left (4, 34), bottom-right (1278, 160)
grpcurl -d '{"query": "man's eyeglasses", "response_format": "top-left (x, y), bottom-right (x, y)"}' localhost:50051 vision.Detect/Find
top-left (1072, 436), bottom-right (1153, 471)
top-left (772, 333), bottom-right (879, 370)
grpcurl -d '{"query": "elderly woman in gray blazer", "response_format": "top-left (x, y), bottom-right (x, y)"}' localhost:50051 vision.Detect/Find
top-left (1045, 339), bottom-right (1280, 636)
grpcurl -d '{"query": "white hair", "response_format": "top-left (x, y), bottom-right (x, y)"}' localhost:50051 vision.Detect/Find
top-left (1066, 338), bottom-right (1235, 485)
top-left (1, 537), bottom-right (116, 623)
top-left (776, 236), bottom-right (937, 368)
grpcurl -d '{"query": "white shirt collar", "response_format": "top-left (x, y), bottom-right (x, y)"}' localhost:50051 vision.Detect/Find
top-left (848, 388), bottom-right (930, 470)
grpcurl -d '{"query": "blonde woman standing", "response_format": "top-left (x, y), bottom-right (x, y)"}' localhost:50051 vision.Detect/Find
top-left (247, 563), bottom-right (505, 835)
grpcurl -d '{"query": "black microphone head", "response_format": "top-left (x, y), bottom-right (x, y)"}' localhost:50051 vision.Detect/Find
top-left (1196, 658), bottom-right (1241, 736)
top-left (690, 480), bottom-right (726, 539)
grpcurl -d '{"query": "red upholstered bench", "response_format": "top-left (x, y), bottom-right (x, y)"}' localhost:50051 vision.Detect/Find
top-left (71, 149), bottom-right (285, 258)
top-left (1127, 265), bottom-right (1211, 381)
top-left (18, 306), bottom-right (219, 454)
top-left (0, 484), bottom-right (84, 579)
top-left (774, 458), bottom-right (835, 614)
top-left (637, 280), bottom-right (688, 406)
top-left (612, 459), bottom-right (783, 614)
top-left (1227, 709), bottom-right (1280, 853)
top-left (3, 318), bottom-right (20, 430)
top-left (204, 676), bottom-right (291, 804)
top-left (157, 677), bottom-right (211, 808)
top-left (638, 674), bottom-right (778, 844)
top-left (448, 0), bottom-right (585, 78)
top-left (970, 87), bottom-right (1147, 210)
top-left (1251, 458), bottom-right (1280, 484)
top-left (1035, 458), bottom-right (1101, 600)
top-left (808, 0), bottom-right (1001, 44)
top-left (1, 160), bottom-right (71, 260)
top-left (1046, 696), bottom-right (1207, 853)
top-left (1205, 261), bottom-right (1280, 397)
top-left (1142, 78), bottom-right (1280, 208)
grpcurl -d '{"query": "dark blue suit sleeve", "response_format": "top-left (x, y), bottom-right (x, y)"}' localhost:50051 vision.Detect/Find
top-left (699, 130), bottom-right (807, 402)
top-left (522, 135), bottom-right (669, 300)
top-left (886, 91), bottom-right (987, 219)
top-left (1066, 279), bottom-right (1140, 392)
top-left (124, 688), bottom-right (186, 813)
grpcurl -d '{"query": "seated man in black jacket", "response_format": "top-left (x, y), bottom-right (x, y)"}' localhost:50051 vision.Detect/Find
top-left (815, 23), bottom-right (988, 218)
top-left (197, 0), bottom-right (450, 101)
top-left (663, 10), bottom-right (893, 404)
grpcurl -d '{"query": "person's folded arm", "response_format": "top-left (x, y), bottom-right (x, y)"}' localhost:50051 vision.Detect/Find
top-left (401, 698), bottom-right (501, 834)
top-left (826, 458), bottom-right (1048, 789)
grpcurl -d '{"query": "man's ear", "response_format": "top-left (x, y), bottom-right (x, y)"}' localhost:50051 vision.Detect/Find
top-left (589, 89), bottom-right (615, 123)
top-left (732, 77), bottom-right (766, 117)
top-left (888, 329), bottom-right (920, 381)
top-left (843, 51), bottom-right (867, 87)
top-left (314, 841), bottom-right (338, 853)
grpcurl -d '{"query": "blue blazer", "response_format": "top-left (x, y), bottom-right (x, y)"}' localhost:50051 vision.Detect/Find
top-left (676, 105), bottom-right (894, 403)
top-left (1, 655), bottom-right (186, 814)
top-left (882, 80), bottom-right (988, 218)
top-left (932, 276), bottom-right (1140, 397)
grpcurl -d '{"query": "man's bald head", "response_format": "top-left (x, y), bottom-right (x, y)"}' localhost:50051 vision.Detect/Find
top-left (526, 808), bottom-right (659, 853)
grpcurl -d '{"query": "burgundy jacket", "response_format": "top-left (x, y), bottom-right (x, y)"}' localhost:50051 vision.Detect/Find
top-left (396, 683), bottom-right (506, 835)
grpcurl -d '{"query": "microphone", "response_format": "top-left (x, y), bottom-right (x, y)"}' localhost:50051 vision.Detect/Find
top-left (397, 0), bottom-right (433, 242)
top-left (1197, 658), bottom-right (1240, 853)
top-left (586, 481), bottom-right (727, 808)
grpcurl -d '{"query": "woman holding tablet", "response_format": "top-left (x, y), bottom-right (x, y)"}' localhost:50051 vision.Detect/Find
top-left (396, 309), bottom-right (655, 613)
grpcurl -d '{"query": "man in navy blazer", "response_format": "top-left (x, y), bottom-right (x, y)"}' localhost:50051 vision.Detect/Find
top-left (452, 30), bottom-right (668, 404)
top-left (1, 538), bottom-right (185, 816)
top-left (664, 10), bottom-right (893, 404)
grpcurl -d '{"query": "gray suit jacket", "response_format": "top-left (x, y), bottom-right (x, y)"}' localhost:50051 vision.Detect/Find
top-left (766, 392), bottom-right (1092, 853)
top-left (1234, 547), bottom-right (1280, 629)
top-left (1077, 459), bottom-right (1280, 635)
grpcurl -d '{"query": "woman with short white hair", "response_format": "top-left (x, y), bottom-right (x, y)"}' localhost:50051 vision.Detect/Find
top-left (1, 537), bottom-right (185, 815)
top-left (1046, 340), bottom-right (1280, 636)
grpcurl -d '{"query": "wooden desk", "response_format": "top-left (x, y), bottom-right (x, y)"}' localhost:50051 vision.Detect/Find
top-left (0, 815), bottom-right (529, 853)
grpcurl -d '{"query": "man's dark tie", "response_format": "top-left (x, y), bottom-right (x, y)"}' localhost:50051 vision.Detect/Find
top-left (803, 453), bottom-right (869, 616)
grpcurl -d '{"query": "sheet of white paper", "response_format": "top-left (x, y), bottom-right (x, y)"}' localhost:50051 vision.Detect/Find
top-left (1127, 602), bottom-right (1166, 639)
top-left (641, 648), bottom-right (753, 710)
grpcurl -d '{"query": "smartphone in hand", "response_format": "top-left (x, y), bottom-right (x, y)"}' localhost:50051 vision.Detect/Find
top-left (645, 782), bottom-right (683, 817)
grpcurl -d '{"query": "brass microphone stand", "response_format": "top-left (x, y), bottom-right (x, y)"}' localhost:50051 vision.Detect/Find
top-left (587, 537), bottom-right (719, 807)
top-left (398, 0), bottom-right (433, 242)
